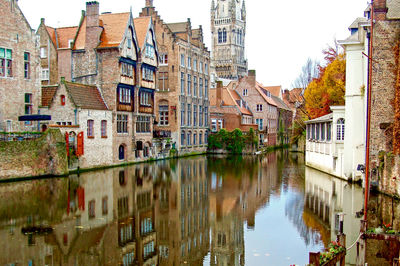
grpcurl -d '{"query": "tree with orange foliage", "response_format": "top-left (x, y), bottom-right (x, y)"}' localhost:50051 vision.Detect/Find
top-left (304, 46), bottom-right (346, 119)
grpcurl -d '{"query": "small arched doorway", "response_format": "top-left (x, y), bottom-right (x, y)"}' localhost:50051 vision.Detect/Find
top-left (119, 145), bottom-right (125, 160)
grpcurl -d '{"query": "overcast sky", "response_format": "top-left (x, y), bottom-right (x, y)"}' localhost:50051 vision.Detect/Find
top-left (19, 0), bottom-right (369, 89)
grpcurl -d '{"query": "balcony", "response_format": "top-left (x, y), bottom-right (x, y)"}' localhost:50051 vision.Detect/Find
top-left (153, 130), bottom-right (171, 139)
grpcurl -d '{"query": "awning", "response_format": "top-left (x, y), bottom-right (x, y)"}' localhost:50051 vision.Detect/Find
top-left (18, 115), bottom-right (51, 121)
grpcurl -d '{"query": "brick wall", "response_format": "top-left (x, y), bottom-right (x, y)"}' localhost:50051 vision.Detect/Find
top-left (0, 129), bottom-right (68, 179)
top-left (0, 0), bottom-right (41, 132)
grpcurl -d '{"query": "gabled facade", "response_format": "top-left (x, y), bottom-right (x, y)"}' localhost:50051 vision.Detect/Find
top-left (235, 71), bottom-right (278, 146)
top-left (36, 19), bottom-right (78, 84)
top-left (0, 0), bottom-right (41, 132)
top-left (140, 0), bottom-right (211, 155)
top-left (134, 16), bottom-right (159, 158)
top-left (40, 79), bottom-right (112, 169)
top-left (72, 1), bottom-right (155, 163)
top-left (210, 0), bottom-right (247, 80)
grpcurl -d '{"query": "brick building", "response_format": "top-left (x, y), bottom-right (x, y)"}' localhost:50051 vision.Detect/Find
top-left (140, 0), bottom-right (211, 155)
top-left (0, 0), bottom-right (41, 132)
top-left (235, 71), bottom-right (278, 146)
top-left (71, 1), bottom-right (159, 163)
top-left (36, 19), bottom-right (78, 84)
top-left (368, 0), bottom-right (400, 196)
top-left (209, 81), bottom-right (257, 132)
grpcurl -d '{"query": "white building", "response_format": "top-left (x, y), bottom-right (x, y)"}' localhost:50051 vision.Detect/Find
top-left (40, 78), bottom-right (113, 169)
top-left (305, 17), bottom-right (369, 182)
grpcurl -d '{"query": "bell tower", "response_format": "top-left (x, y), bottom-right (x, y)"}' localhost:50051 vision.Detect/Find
top-left (211, 0), bottom-right (247, 80)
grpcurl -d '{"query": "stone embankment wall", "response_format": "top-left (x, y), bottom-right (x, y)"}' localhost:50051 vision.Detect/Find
top-left (0, 129), bottom-right (68, 179)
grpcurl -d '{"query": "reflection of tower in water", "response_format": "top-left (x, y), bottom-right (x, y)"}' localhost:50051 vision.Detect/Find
top-left (154, 157), bottom-right (210, 266)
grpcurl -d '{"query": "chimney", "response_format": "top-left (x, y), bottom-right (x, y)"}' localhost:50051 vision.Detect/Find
top-left (86, 1), bottom-right (99, 27)
top-left (216, 81), bottom-right (223, 105)
top-left (145, 0), bottom-right (153, 7)
top-left (248, 69), bottom-right (256, 88)
top-left (374, 0), bottom-right (388, 20)
top-left (40, 18), bottom-right (45, 25)
top-left (85, 1), bottom-right (101, 49)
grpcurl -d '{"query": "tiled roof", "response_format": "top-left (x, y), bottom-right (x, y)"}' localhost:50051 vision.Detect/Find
top-left (262, 85), bottom-right (281, 98)
top-left (271, 95), bottom-right (291, 111)
top-left (41, 86), bottom-right (58, 107)
top-left (46, 26), bottom-right (57, 47)
top-left (134, 17), bottom-right (151, 49)
top-left (210, 87), bottom-right (252, 116)
top-left (167, 22), bottom-right (187, 33)
top-left (74, 12), bottom-right (130, 49)
top-left (98, 13), bottom-right (130, 48)
top-left (56, 26), bottom-right (78, 49)
top-left (65, 82), bottom-right (108, 110)
top-left (255, 82), bottom-right (277, 107)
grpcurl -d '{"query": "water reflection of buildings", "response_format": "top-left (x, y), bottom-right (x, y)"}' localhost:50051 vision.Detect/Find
top-left (154, 157), bottom-right (210, 266)
top-left (208, 153), bottom-right (279, 266)
top-left (0, 164), bottom-right (158, 266)
top-left (304, 166), bottom-right (363, 265)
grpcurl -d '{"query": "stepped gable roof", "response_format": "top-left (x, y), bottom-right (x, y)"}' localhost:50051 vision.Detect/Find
top-left (74, 12), bottom-right (130, 49)
top-left (134, 16), bottom-right (151, 49)
top-left (65, 82), bottom-right (108, 110)
top-left (56, 26), bottom-right (78, 49)
top-left (41, 86), bottom-right (58, 107)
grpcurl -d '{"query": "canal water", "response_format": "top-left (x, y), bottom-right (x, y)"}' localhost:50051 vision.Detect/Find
top-left (0, 151), bottom-right (371, 265)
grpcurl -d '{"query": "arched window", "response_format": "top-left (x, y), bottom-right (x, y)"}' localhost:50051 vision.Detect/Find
top-left (336, 119), bottom-right (345, 141)
top-left (218, 29), bottom-right (222, 43)
top-left (222, 28), bottom-right (227, 43)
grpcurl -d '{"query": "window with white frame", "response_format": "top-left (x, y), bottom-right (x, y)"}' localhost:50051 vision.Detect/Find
top-left (121, 62), bottom-right (133, 77)
top-left (337, 118), bottom-right (345, 141)
top-left (159, 105), bottom-right (169, 126)
top-left (194, 59), bottom-right (198, 71)
top-left (140, 91), bottom-right (152, 106)
top-left (40, 47), bottom-right (47, 59)
top-left (180, 54), bottom-right (185, 67)
top-left (142, 67), bottom-right (154, 81)
top-left (119, 87), bottom-right (131, 104)
top-left (211, 119), bottom-right (217, 132)
top-left (145, 43), bottom-right (155, 58)
top-left (0, 48), bottom-right (12, 77)
top-left (256, 104), bottom-right (263, 112)
top-left (159, 53), bottom-right (168, 65)
top-left (188, 56), bottom-right (192, 69)
top-left (218, 119), bottom-right (223, 130)
top-left (159, 71), bottom-right (169, 90)
top-left (199, 61), bottom-right (203, 73)
top-left (41, 68), bottom-right (49, 81)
